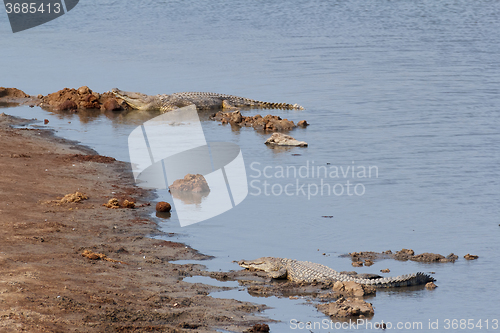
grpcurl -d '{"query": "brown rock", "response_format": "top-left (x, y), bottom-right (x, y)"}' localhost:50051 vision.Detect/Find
top-left (230, 110), bottom-right (243, 124)
top-left (58, 100), bottom-right (78, 111)
top-left (169, 174), bottom-right (210, 193)
top-left (156, 201), bottom-right (172, 212)
top-left (393, 248), bottom-right (415, 260)
top-left (0, 87), bottom-right (29, 98)
top-left (317, 296), bottom-right (374, 318)
top-left (44, 119), bottom-right (49, 124)
top-left (426, 282), bottom-right (437, 289)
top-left (102, 98), bottom-right (122, 111)
top-left (332, 281), bottom-right (375, 296)
top-left (410, 252), bottom-right (445, 262)
top-left (380, 268), bottom-right (390, 273)
top-left (246, 323), bottom-right (270, 332)
top-left (297, 120), bottom-right (309, 127)
top-left (364, 259), bottom-right (374, 266)
top-left (464, 254), bottom-right (479, 260)
top-left (77, 86), bottom-right (91, 95)
top-left (352, 261), bottom-right (363, 267)
top-left (211, 111), bottom-right (297, 132)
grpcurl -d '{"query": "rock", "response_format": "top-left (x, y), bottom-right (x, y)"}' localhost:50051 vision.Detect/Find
top-left (0, 87), bottom-right (29, 98)
top-left (410, 252), bottom-right (445, 262)
top-left (102, 98), bottom-right (122, 111)
top-left (332, 281), bottom-right (376, 296)
top-left (230, 110), bottom-right (243, 124)
top-left (364, 259), bottom-right (374, 266)
top-left (446, 253), bottom-right (459, 260)
top-left (380, 268), bottom-right (390, 273)
top-left (464, 254), bottom-right (479, 260)
top-left (156, 201), bottom-right (172, 212)
top-left (169, 174), bottom-right (210, 193)
top-left (77, 86), bottom-right (91, 95)
top-left (44, 119), bottom-right (49, 124)
top-left (211, 111), bottom-right (299, 132)
top-left (37, 94), bottom-right (43, 99)
top-left (317, 296), bottom-right (374, 318)
top-left (57, 100), bottom-right (78, 111)
top-left (426, 282), bottom-right (437, 289)
top-left (393, 248), bottom-right (415, 260)
top-left (351, 261), bottom-right (363, 267)
top-left (265, 133), bottom-right (308, 147)
top-left (297, 120), bottom-right (309, 127)
top-left (245, 323), bottom-right (270, 332)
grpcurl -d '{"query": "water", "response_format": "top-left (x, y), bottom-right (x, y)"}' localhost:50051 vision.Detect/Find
top-left (2, 0), bottom-right (500, 331)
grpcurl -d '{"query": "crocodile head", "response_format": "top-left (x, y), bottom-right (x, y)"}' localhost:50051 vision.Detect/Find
top-left (238, 257), bottom-right (287, 279)
top-left (111, 88), bottom-right (159, 110)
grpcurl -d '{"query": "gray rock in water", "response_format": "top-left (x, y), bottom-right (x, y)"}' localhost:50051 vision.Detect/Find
top-left (264, 133), bottom-right (308, 147)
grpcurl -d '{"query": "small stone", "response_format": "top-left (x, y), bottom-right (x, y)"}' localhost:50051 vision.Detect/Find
top-left (156, 201), bottom-right (171, 212)
top-left (352, 261), bottom-right (363, 267)
top-left (297, 120), bottom-right (309, 127)
top-left (44, 119), bottom-right (49, 124)
top-left (364, 259), bottom-right (374, 266)
top-left (77, 86), bottom-right (91, 95)
top-left (37, 94), bottom-right (43, 99)
top-left (464, 254), bottom-right (478, 260)
top-left (380, 268), bottom-right (390, 273)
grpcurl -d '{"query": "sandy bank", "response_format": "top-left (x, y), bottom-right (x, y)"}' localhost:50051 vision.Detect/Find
top-left (0, 113), bottom-right (266, 332)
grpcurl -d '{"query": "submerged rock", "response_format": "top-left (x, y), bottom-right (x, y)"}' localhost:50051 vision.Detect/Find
top-left (169, 174), bottom-right (210, 193)
top-left (264, 133), bottom-right (308, 147)
top-left (212, 110), bottom-right (299, 132)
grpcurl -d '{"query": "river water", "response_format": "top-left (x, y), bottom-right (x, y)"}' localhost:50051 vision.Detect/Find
top-left (2, 0), bottom-right (499, 331)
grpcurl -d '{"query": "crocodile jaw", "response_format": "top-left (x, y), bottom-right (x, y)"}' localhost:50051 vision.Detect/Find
top-left (111, 88), bottom-right (158, 110)
top-left (238, 257), bottom-right (287, 279)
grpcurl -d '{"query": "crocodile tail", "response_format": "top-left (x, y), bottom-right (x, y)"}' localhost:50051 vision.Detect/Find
top-left (355, 272), bottom-right (435, 288)
top-left (257, 101), bottom-right (304, 110)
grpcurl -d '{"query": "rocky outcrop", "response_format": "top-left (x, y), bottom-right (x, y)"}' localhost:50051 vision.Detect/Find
top-left (40, 86), bottom-right (127, 111)
top-left (264, 133), bottom-right (308, 147)
top-left (317, 296), bottom-right (374, 318)
top-left (211, 110), bottom-right (299, 132)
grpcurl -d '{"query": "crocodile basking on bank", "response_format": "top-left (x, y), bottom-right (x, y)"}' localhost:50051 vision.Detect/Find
top-left (111, 88), bottom-right (304, 112)
top-left (238, 257), bottom-right (435, 288)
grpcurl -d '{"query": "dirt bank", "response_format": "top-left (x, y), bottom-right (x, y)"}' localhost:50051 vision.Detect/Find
top-left (0, 113), bottom-right (267, 332)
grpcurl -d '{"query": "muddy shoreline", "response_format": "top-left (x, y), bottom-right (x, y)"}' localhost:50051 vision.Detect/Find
top-left (0, 112), bottom-right (267, 332)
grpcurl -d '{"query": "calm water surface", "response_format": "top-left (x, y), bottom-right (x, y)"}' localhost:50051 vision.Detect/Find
top-left (2, 1), bottom-right (499, 331)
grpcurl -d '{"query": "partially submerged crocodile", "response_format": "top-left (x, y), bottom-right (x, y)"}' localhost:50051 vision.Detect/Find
top-left (238, 257), bottom-right (435, 288)
top-left (111, 88), bottom-right (304, 112)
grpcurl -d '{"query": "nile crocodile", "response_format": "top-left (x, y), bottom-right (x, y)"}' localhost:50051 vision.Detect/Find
top-left (111, 88), bottom-right (304, 113)
top-left (238, 257), bottom-right (435, 288)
